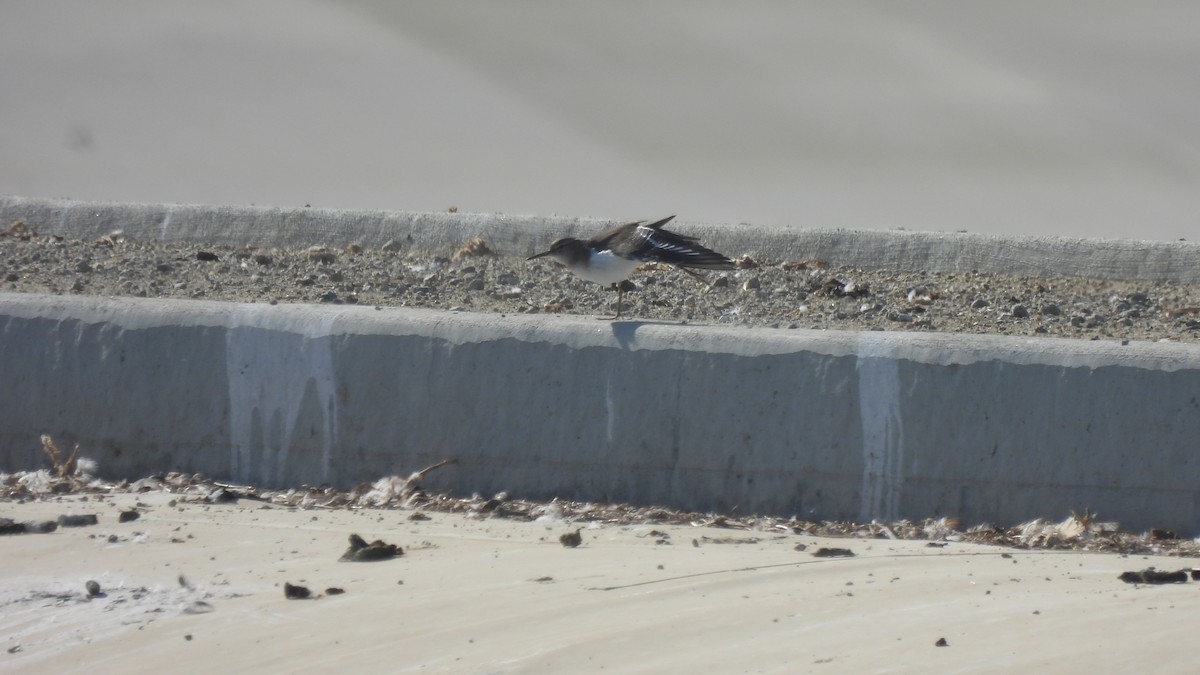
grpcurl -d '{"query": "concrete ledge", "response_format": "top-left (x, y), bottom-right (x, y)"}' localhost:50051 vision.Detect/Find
top-left (4, 196), bottom-right (1200, 282)
top-left (3, 292), bottom-right (1199, 532)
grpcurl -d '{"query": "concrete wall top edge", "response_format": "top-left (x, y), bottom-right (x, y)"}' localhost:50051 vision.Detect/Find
top-left (3, 196), bottom-right (1198, 283)
top-left (3, 292), bottom-right (1198, 372)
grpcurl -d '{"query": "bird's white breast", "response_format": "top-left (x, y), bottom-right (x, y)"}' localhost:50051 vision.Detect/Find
top-left (573, 250), bottom-right (641, 285)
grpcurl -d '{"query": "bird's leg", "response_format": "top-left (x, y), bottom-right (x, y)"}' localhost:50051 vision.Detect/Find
top-left (599, 283), bottom-right (623, 320)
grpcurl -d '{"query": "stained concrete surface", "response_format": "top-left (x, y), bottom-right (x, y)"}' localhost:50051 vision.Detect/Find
top-left (3, 292), bottom-right (1199, 534)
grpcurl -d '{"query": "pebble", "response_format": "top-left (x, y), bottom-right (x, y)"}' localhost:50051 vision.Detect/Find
top-left (559, 528), bottom-right (583, 548)
top-left (283, 582), bottom-right (311, 599)
top-left (57, 514), bottom-right (99, 527)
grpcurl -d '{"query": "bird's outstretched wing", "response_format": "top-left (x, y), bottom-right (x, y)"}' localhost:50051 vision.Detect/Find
top-left (630, 223), bottom-right (734, 270)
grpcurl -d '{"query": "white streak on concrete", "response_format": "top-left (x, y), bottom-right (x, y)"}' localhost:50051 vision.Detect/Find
top-left (158, 206), bottom-right (173, 240)
top-left (55, 202), bottom-right (74, 236)
top-left (605, 372), bottom-right (615, 444)
top-left (226, 305), bottom-right (339, 485)
top-left (857, 335), bottom-right (905, 522)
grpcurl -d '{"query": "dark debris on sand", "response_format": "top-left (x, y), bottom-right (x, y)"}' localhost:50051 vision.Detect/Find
top-left (4, 466), bottom-right (1200, 559)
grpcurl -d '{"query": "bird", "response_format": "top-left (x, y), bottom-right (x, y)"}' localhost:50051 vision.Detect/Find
top-left (527, 216), bottom-right (735, 319)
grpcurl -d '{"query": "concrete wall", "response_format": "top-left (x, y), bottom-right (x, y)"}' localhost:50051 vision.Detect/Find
top-left (3, 292), bottom-right (1199, 533)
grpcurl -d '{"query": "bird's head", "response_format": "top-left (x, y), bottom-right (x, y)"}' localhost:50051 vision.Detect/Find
top-left (527, 237), bottom-right (583, 265)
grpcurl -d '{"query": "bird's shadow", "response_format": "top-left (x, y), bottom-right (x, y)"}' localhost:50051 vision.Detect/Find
top-left (608, 318), bottom-right (683, 350)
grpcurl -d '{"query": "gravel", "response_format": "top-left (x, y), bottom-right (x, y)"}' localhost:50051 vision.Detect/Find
top-left (2, 223), bottom-right (1199, 343)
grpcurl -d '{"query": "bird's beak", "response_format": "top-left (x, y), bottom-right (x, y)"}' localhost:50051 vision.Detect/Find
top-left (527, 249), bottom-right (552, 261)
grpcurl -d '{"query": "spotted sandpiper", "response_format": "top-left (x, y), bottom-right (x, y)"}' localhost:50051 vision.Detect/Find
top-left (527, 216), bottom-right (735, 319)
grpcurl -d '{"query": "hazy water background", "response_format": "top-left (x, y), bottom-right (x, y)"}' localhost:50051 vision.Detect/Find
top-left (3, 1), bottom-right (1198, 241)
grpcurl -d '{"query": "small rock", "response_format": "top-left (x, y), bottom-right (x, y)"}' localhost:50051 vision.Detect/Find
top-left (935, 637), bottom-right (949, 647)
top-left (22, 520), bottom-right (58, 534)
top-left (118, 509), bottom-right (140, 523)
top-left (970, 298), bottom-right (989, 310)
top-left (284, 582), bottom-right (311, 599)
top-left (340, 533), bottom-right (403, 562)
top-left (559, 528), bottom-right (583, 548)
top-left (1041, 303), bottom-right (1062, 316)
top-left (325, 587), bottom-right (346, 595)
top-left (57, 514), bottom-right (99, 527)
top-left (1119, 568), bottom-right (1188, 584)
top-left (85, 580), bottom-right (102, 597)
top-left (0, 518), bottom-right (25, 535)
top-left (1010, 304), bottom-right (1029, 318)
top-left (195, 251), bottom-right (219, 262)
top-left (812, 547), bottom-right (855, 558)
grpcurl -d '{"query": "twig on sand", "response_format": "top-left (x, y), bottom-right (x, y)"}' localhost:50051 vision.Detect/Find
top-left (40, 435), bottom-right (79, 478)
top-left (403, 458), bottom-right (458, 494)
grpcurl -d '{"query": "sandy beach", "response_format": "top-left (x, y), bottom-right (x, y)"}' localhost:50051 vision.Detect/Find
top-left (4, 485), bottom-right (1199, 673)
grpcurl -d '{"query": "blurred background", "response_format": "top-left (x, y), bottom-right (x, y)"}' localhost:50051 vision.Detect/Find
top-left (2, 1), bottom-right (1198, 241)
